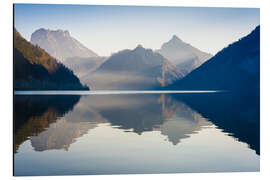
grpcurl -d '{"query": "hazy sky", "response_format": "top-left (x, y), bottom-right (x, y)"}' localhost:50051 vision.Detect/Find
top-left (14, 4), bottom-right (259, 56)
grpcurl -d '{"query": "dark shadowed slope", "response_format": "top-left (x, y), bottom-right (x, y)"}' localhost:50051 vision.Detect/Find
top-left (167, 26), bottom-right (260, 91)
top-left (83, 45), bottom-right (183, 90)
top-left (157, 35), bottom-right (212, 76)
top-left (30, 28), bottom-right (98, 62)
top-left (14, 95), bottom-right (81, 153)
top-left (14, 28), bottom-right (89, 90)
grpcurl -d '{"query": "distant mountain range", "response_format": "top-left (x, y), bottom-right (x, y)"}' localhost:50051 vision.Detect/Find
top-left (157, 35), bottom-right (212, 75)
top-left (167, 26), bottom-right (260, 91)
top-left (16, 26), bottom-right (259, 91)
top-left (29, 28), bottom-right (213, 82)
top-left (83, 45), bottom-right (183, 90)
top-left (14, 28), bottom-right (89, 90)
top-left (30, 28), bottom-right (98, 62)
top-left (27, 28), bottom-right (214, 90)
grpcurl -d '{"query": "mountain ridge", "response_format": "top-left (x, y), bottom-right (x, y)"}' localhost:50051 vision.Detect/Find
top-left (30, 28), bottom-right (98, 62)
top-left (167, 26), bottom-right (260, 91)
top-left (83, 45), bottom-right (183, 90)
top-left (14, 28), bottom-right (89, 90)
top-left (157, 35), bottom-right (212, 75)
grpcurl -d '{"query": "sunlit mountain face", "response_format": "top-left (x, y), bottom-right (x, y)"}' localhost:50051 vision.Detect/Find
top-left (83, 45), bottom-right (183, 90)
top-left (30, 28), bottom-right (98, 62)
top-left (157, 35), bottom-right (212, 76)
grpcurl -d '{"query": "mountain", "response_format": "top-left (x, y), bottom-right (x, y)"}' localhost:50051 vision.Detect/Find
top-left (157, 35), bottom-right (212, 75)
top-left (64, 56), bottom-right (107, 78)
top-left (30, 28), bottom-right (98, 62)
top-left (14, 28), bottom-right (89, 90)
top-left (167, 26), bottom-right (260, 91)
top-left (83, 45), bottom-right (183, 90)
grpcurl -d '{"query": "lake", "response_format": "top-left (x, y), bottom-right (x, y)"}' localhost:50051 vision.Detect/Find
top-left (13, 91), bottom-right (260, 176)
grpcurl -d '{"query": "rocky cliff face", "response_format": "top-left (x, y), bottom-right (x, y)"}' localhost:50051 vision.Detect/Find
top-left (30, 28), bottom-right (98, 62)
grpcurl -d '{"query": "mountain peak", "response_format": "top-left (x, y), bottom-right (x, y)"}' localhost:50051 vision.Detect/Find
top-left (34, 28), bottom-right (47, 34)
top-left (170, 35), bottom-right (183, 43)
top-left (33, 28), bottom-right (70, 36)
top-left (168, 26), bottom-right (260, 91)
top-left (135, 44), bottom-right (144, 49)
top-left (94, 42), bottom-right (183, 89)
top-left (157, 34), bottom-right (213, 75)
top-left (56, 29), bottom-right (70, 36)
top-left (14, 28), bottom-right (89, 90)
top-left (30, 28), bottom-right (98, 61)
top-left (172, 35), bottom-right (179, 39)
top-left (133, 44), bottom-right (146, 53)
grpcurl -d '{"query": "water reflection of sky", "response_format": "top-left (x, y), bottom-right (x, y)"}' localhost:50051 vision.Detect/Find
top-left (14, 93), bottom-right (260, 175)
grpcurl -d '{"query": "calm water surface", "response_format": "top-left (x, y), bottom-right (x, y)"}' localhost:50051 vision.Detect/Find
top-left (14, 92), bottom-right (260, 176)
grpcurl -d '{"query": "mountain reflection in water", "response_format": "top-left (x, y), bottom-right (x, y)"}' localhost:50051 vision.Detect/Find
top-left (173, 92), bottom-right (260, 155)
top-left (14, 95), bottom-right (81, 152)
top-left (14, 92), bottom-right (260, 175)
top-left (14, 92), bottom-right (259, 155)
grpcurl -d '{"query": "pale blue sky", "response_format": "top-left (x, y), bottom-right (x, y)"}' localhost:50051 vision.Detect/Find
top-left (14, 4), bottom-right (259, 56)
